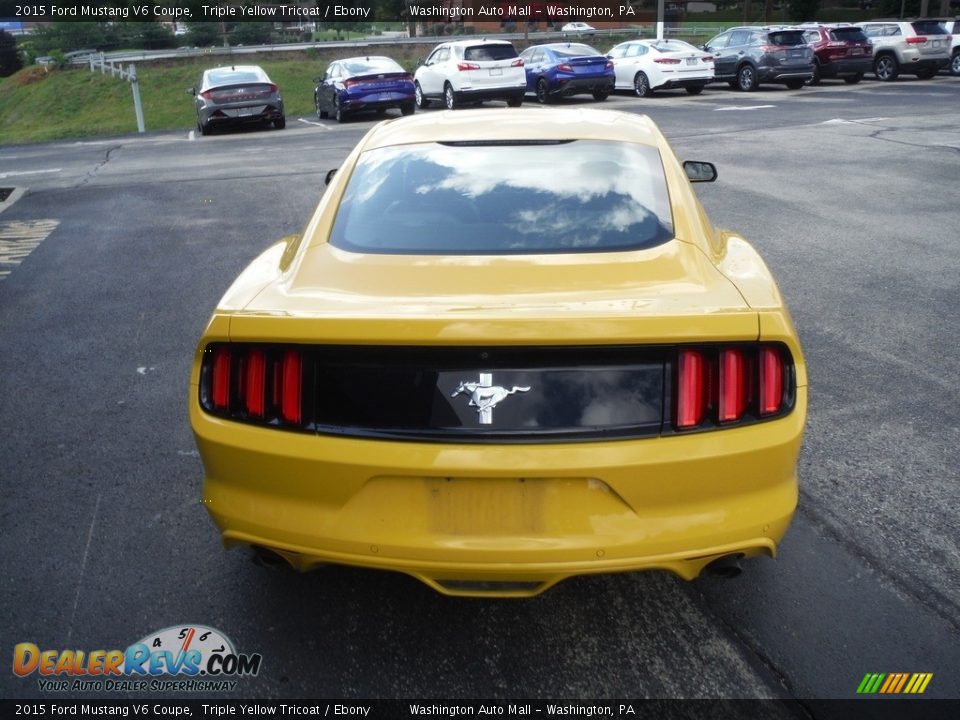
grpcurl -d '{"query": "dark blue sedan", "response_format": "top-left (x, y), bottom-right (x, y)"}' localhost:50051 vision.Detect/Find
top-left (518, 43), bottom-right (615, 103)
top-left (314, 56), bottom-right (416, 123)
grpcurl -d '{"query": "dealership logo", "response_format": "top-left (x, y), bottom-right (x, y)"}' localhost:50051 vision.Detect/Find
top-left (451, 373), bottom-right (530, 424)
top-left (13, 624), bottom-right (261, 692)
top-left (857, 673), bottom-right (933, 695)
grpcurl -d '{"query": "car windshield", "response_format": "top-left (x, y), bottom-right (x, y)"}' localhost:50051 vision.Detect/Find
top-left (767, 31), bottom-right (807, 46)
top-left (829, 27), bottom-right (868, 42)
top-left (463, 45), bottom-right (518, 61)
top-left (344, 58), bottom-right (402, 75)
top-left (329, 141), bottom-right (674, 255)
top-left (649, 39), bottom-right (700, 53)
top-left (551, 44), bottom-right (601, 57)
top-left (206, 69), bottom-right (268, 86)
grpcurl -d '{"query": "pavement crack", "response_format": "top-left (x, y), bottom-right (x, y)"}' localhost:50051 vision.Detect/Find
top-left (65, 492), bottom-right (101, 645)
top-left (77, 144), bottom-right (122, 186)
top-left (866, 127), bottom-right (960, 155)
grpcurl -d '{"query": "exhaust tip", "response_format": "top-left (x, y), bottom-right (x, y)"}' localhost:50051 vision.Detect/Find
top-left (705, 553), bottom-right (744, 579)
top-left (251, 545), bottom-right (291, 570)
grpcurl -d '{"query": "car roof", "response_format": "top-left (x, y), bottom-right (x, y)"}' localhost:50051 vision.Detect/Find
top-left (359, 108), bottom-right (662, 152)
top-left (335, 55), bottom-right (398, 64)
top-left (441, 38), bottom-right (515, 47)
top-left (529, 42), bottom-right (600, 51)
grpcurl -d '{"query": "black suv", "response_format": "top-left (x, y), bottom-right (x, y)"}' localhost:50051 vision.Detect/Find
top-left (704, 26), bottom-right (815, 91)
top-left (799, 24), bottom-right (873, 84)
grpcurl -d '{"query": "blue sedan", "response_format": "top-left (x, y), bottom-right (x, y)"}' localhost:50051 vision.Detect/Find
top-left (518, 43), bottom-right (615, 103)
top-left (314, 56), bottom-right (416, 123)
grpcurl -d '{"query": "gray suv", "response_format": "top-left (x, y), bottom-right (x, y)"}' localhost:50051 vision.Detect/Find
top-left (859, 20), bottom-right (951, 80)
top-left (704, 27), bottom-right (814, 91)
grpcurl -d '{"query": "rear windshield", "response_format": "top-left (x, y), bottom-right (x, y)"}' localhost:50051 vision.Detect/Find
top-left (330, 141), bottom-right (673, 255)
top-left (649, 39), bottom-right (700, 53)
top-left (207, 69), bottom-right (267, 86)
top-left (464, 44), bottom-right (518, 61)
top-left (551, 44), bottom-right (601, 57)
top-left (911, 21), bottom-right (948, 35)
top-left (830, 28), bottom-right (868, 43)
top-left (767, 31), bottom-right (807, 46)
top-left (344, 58), bottom-right (403, 75)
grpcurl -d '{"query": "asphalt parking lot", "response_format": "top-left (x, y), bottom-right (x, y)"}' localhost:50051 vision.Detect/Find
top-left (1, 76), bottom-right (959, 705)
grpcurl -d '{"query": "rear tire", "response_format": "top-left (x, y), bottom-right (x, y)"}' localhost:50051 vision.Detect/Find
top-left (914, 67), bottom-right (936, 80)
top-left (810, 61), bottom-right (821, 85)
top-left (873, 54), bottom-right (899, 81)
top-left (415, 82), bottom-right (430, 109)
top-left (198, 118), bottom-right (210, 136)
top-left (536, 77), bottom-right (550, 104)
top-left (634, 72), bottom-right (652, 97)
top-left (273, 116), bottom-right (285, 129)
top-left (334, 96), bottom-right (347, 123)
top-left (444, 83), bottom-right (457, 110)
top-left (506, 96), bottom-right (523, 107)
top-left (843, 73), bottom-right (863, 84)
top-left (952, 51), bottom-right (960, 77)
top-left (737, 65), bottom-right (758, 91)
top-left (400, 102), bottom-right (415, 116)
top-left (592, 89), bottom-right (610, 100)
top-left (785, 79), bottom-right (805, 90)
top-left (684, 85), bottom-right (704, 95)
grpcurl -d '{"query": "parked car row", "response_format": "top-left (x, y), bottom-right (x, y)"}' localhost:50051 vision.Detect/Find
top-left (188, 21), bottom-right (959, 133)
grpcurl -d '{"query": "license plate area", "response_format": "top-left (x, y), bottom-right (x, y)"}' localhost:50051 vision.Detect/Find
top-left (490, 67), bottom-right (503, 76)
top-left (427, 477), bottom-right (547, 534)
top-left (686, 58), bottom-right (698, 65)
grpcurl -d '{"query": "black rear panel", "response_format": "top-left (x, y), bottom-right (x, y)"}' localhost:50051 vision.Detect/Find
top-left (310, 346), bottom-right (665, 441)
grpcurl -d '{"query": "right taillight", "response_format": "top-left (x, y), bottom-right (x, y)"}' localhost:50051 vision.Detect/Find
top-left (674, 344), bottom-right (792, 431)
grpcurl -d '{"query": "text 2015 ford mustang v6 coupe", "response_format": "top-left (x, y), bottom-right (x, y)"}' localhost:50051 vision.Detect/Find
top-left (190, 108), bottom-right (806, 597)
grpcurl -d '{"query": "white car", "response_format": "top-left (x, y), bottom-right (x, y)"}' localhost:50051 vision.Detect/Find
top-left (607, 39), bottom-right (715, 97)
top-left (562, 22), bottom-right (596, 37)
top-left (414, 39), bottom-right (526, 110)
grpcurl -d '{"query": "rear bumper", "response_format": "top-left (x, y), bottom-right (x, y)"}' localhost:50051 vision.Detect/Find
top-left (551, 76), bottom-right (616, 96)
top-left (456, 86), bottom-right (526, 103)
top-left (655, 76), bottom-right (713, 90)
top-left (192, 386), bottom-right (806, 597)
top-left (342, 92), bottom-right (415, 112)
top-left (201, 103), bottom-right (284, 126)
top-left (819, 57), bottom-right (873, 77)
top-left (757, 64), bottom-right (815, 83)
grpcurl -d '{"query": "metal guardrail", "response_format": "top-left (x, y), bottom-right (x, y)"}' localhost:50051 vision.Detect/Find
top-left (67, 26), bottom-right (725, 67)
top-left (87, 56), bottom-right (145, 134)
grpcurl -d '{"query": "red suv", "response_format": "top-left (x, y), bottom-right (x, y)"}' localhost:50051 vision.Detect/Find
top-left (799, 24), bottom-right (873, 84)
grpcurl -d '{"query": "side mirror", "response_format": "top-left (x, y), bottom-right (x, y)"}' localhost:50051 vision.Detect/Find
top-left (417, 57), bottom-right (425, 67)
top-left (683, 161), bottom-right (717, 183)
top-left (188, 87), bottom-right (196, 96)
top-left (313, 76), bottom-right (322, 84)
top-left (324, 168), bottom-right (337, 186)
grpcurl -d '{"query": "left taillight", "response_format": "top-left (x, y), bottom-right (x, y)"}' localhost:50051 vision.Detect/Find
top-left (201, 344), bottom-right (305, 428)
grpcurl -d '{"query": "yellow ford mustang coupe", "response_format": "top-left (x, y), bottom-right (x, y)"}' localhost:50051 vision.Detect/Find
top-left (190, 109), bottom-right (806, 597)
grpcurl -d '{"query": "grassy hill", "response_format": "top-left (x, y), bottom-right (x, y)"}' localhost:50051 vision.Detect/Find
top-left (0, 49), bottom-right (429, 145)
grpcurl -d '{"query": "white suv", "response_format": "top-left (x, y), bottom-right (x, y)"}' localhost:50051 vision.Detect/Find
top-left (414, 39), bottom-right (526, 110)
top-left (859, 20), bottom-right (952, 80)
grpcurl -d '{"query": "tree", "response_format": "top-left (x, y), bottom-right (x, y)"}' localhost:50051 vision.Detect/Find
top-left (787, 0), bottom-right (820, 22)
top-left (185, 22), bottom-right (221, 48)
top-left (0, 29), bottom-right (23, 77)
top-left (230, 22), bottom-right (273, 46)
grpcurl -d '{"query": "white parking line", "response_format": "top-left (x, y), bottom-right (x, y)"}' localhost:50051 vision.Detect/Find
top-left (0, 168), bottom-right (62, 179)
top-left (298, 118), bottom-right (330, 129)
top-left (714, 105), bottom-right (777, 111)
top-left (820, 117), bottom-right (890, 125)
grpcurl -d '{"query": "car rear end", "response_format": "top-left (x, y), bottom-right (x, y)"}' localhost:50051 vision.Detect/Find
top-left (547, 45), bottom-right (615, 97)
top-left (198, 68), bottom-right (283, 130)
top-left (453, 42), bottom-right (526, 103)
top-left (191, 111), bottom-right (806, 597)
top-left (340, 60), bottom-right (415, 114)
top-left (905, 20), bottom-right (952, 72)
top-left (756, 29), bottom-right (815, 84)
top-left (810, 25), bottom-right (873, 81)
top-left (646, 40), bottom-right (715, 91)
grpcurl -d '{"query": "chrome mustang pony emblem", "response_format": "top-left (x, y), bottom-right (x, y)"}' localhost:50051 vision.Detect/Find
top-left (451, 373), bottom-right (530, 425)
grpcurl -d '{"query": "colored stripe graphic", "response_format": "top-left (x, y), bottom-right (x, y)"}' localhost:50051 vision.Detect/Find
top-left (857, 673), bottom-right (932, 694)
